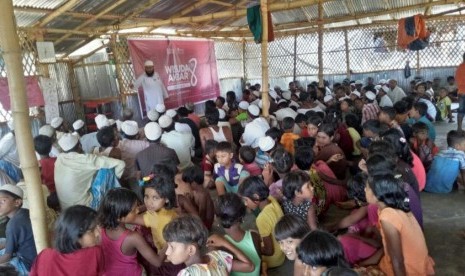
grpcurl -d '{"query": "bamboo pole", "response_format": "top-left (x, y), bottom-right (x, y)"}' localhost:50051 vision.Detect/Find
top-left (111, 34), bottom-right (128, 106)
top-left (344, 29), bottom-right (350, 79)
top-left (317, 0), bottom-right (324, 87)
top-left (0, 0), bottom-right (49, 251)
top-left (34, 0), bottom-right (81, 28)
top-left (261, 0), bottom-right (270, 118)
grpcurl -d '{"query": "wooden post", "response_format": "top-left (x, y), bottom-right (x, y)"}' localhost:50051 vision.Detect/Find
top-left (317, 0), bottom-right (324, 87)
top-left (111, 35), bottom-right (127, 106)
top-left (293, 34), bottom-right (297, 81)
top-left (0, 0), bottom-right (49, 251)
top-left (260, 0), bottom-right (270, 117)
top-left (344, 29), bottom-right (351, 79)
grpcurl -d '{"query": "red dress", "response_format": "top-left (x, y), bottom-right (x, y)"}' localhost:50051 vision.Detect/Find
top-left (39, 157), bottom-right (57, 193)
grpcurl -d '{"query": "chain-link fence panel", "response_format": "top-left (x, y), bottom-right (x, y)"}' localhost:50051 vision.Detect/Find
top-left (268, 36), bottom-right (295, 78)
top-left (112, 37), bottom-right (135, 95)
top-left (214, 40), bottom-right (243, 79)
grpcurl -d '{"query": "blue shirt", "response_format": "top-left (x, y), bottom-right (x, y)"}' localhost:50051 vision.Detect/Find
top-left (425, 147), bottom-right (465, 193)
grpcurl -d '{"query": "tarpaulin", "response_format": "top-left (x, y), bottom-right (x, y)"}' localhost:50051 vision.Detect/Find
top-left (127, 38), bottom-right (220, 113)
top-left (0, 76), bottom-right (44, 110)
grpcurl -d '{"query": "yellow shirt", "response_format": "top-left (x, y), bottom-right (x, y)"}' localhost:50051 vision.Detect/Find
top-left (256, 196), bottom-right (285, 268)
top-left (143, 209), bottom-right (178, 251)
top-left (347, 127), bottom-right (361, 156)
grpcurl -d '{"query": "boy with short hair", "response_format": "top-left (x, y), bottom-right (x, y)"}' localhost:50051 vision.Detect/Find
top-left (0, 184), bottom-right (37, 274)
top-left (425, 130), bottom-right (465, 193)
top-left (280, 117), bottom-right (300, 155)
top-left (409, 102), bottom-right (436, 142)
top-left (214, 141), bottom-right (250, 195)
top-left (378, 106), bottom-right (404, 137)
top-left (239, 146), bottom-right (262, 176)
top-left (202, 139), bottom-right (218, 189)
top-left (437, 87), bottom-right (454, 123)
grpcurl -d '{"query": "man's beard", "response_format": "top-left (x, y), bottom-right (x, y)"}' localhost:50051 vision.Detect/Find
top-left (145, 70), bottom-right (154, 77)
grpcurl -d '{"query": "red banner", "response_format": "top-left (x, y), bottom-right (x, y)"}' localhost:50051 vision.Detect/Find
top-left (127, 38), bottom-right (220, 113)
top-left (0, 76), bottom-right (44, 110)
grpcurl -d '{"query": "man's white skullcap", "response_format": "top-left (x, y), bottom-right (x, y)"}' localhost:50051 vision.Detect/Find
top-left (381, 86), bottom-right (390, 93)
top-left (175, 123), bottom-right (191, 133)
top-left (253, 91), bottom-right (260, 98)
top-left (365, 91), bottom-right (376, 101)
top-left (379, 79), bottom-right (387, 84)
top-left (39, 125), bottom-right (55, 137)
top-left (94, 114), bottom-right (109, 130)
top-left (155, 104), bottom-right (166, 113)
top-left (258, 136), bottom-right (275, 152)
top-left (144, 60), bottom-right (154, 67)
top-left (158, 115), bottom-right (173, 129)
top-left (239, 101), bottom-right (249, 110)
top-left (218, 109), bottom-right (226, 120)
top-left (166, 109), bottom-right (177, 118)
top-left (350, 91), bottom-right (361, 98)
top-left (58, 133), bottom-right (79, 152)
top-left (147, 110), bottom-right (159, 122)
top-left (72, 119), bottom-right (85, 131)
top-left (324, 95), bottom-right (334, 103)
top-left (121, 120), bottom-right (139, 136)
top-left (108, 119), bottom-right (116, 126)
top-left (144, 122), bottom-right (162, 141)
top-left (282, 91), bottom-right (292, 100)
top-left (50, 117), bottom-right (63, 129)
top-left (248, 105), bottom-right (260, 117)
top-left (355, 80), bottom-right (363, 85)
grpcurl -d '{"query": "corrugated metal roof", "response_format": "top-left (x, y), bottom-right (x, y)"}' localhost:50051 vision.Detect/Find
top-left (14, 10), bottom-right (46, 27)
top-left (13, 0), bottom-right (67, 9)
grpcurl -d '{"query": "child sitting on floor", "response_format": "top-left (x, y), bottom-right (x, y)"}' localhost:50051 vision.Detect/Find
top-left (280, 117), bottom-right (300, 155)
top-left (282, 171), bottom-right (318, 231)
top-left (426, 130), bottom-right (465, 193)
top-left (239, 146), bottom-right (262, 176)
top-left (239, 176), bottom-right (285, 269)
top-left (34, 135), bottom-right (59, 211)
top-left (365, 174), bottom-right (434, 275)
top-left (216, 193), bottom-right (262, 276)
top-left (358, 119), bottom-right (383, 158)
top-left (182, 166), bottom-right (215, 230)
top-left (163, 216), bottom-right (254, 275)
top-left (437, 87), bottom-right (454, 122)
top-left (30, 205), bottom-right (103, 275)
top-left (202, 139), bottom-right (218, 189)
top-left (0, 185), bottom-right (37, 275)
top-left (214, 141), bottom-right (250, 195)
top-left (274, 214), bottom-right (310, 276)
top-left (410, 122), bottom-right (438, 171)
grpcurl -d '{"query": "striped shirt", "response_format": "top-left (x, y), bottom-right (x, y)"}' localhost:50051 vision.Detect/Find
top-left (361, 103), bottom-right (380, 124)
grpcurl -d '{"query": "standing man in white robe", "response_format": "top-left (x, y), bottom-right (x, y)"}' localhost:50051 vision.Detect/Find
top-left (131, 60), bottom-right (168, 112)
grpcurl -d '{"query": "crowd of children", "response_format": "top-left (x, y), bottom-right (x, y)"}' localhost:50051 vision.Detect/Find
top-left (5, 75), bottom-right (465, 275)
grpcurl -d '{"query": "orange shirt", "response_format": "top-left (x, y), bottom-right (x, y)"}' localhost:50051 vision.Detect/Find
top-left (379, 208), bottom-right (434, 276)
top-left (280, 132), bottom-right (300, 155)
top-left (455, 62), bottom-right (465, 94)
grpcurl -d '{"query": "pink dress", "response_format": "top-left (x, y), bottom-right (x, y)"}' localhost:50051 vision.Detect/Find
top-left (101, 229), bottom-right (141, 276)
top-left (339, 204), bottom-right (379, 265)
top-left (313, 161), bottom-right (347, 211)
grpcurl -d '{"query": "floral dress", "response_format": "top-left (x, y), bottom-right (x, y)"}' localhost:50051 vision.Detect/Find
top-left (178, 250), bottom-right (233, 276)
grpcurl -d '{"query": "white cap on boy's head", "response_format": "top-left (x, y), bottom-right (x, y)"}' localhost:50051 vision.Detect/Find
top-left (0, 184), bottom-right (23, 199)
top-left (95, 114), bottom-right (109, 130)
top-left (58, 133), bottom-right (79, 152)
top-left (158, 115), bottom-right (173, 129)
top-left (147, 110), bottom-right (159, 122)
top-left (258, 136), bottom-right (275, 152)
top-left (248, 105), bottom-right (260, 117)
top-left (72, 119), bottom-right (85, 131)
top-left (239, 101), bottom-right (249, 110)
top-left (144, 122), bottom-right (162, 141)
top-left (166, 109), bottom-right (177, 118)
top-left (155, 104), bottom-right (166, 113)
top-left (50, 117), bottom-right (64, 129)
top-left (121, 120), bottom-right (139, 136)
top-left (39, 125), bottom-right (55, 137)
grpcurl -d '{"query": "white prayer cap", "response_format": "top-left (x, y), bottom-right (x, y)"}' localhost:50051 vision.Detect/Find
top-left (277, 99), bottom-right (287, 105)
top-left (218, 108), bottom-right (226, 120)
top-left (147, 110), bottom-right (159, 122)
top-left (166, 109), bottom-right (177, 118)
top-left (39, 125), bottom-right (55, 137)
top-left (289, 100), bottom-right (300, 108)
top-left (379, 79), bottom-right (387, 84)
top-left (282, 91), bottom-right (292, 100)
top-left (269, 90), bottom-right (278, 99)
top-left (258, 136), bottom-right (275, 152)
top-left (121, 120), bottom-right (139, 136)
top-left (144, 122), bottom-right (162, 141)
top-left (323, 95), bottom-right (334, 103)
top-left (381, 86), bottom-right (390, 93)
top-left (374, 85), bottom-right (382, 92)
top-left (144, 60), bottom-right (154, 67)
top-left (175, 122), bottom-right (191, 133)
top-left (253, 91), bottom-right (260, 98)
top-left (365, 91), bottom-right (376, 101)
top-left (339, 96), bottom-right (350, 102)
top-left (0, 184), bottom-right (23, 199)
top-left (72, 119), bottom-right (84, 131)
top-left (248, 105), bottom-right (260, 117)
top-left (158, 115), bottom-right (173, 129)
top-left (108, 119), bottom-right (116, 126)
top-left (155, 104), bottom-right (166, 113)
top-left (239, 101), bottom-right (249, 110)
top-left (350, 91), bottom-right (361, 98)
top-left (95, 114), bottom-right (109, 130)
top-left (50, 117), bottom-right (63, 129)
top-left (58, 133), bottom-right (79, 152)
top-left (7, 120), bottom-right (13, 131)
top-left (355, 80), bottom-right (363, 85)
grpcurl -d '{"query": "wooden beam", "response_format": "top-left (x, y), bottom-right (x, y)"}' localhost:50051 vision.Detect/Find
top-left (33, 0), bottom-right (81, 27)
top-left (179, 0), bottom-right (210, 17)
top-left (210, 1), bottom-right (235, 8)
top-left (72, 43), bottom-right (108, 65)
top-left (91, 0), bottom-right (321, 32)
top-left (54, 0), bottom-right (130, 45)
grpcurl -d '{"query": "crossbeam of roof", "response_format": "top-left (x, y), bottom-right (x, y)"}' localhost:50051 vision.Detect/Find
top-left (33, 0), bottom-right (81, 27)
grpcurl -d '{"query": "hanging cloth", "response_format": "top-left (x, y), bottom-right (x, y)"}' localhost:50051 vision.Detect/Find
top-left (397, 14), bottom-right (429, 51)
top-left (247, 4), bottom-right (274, 43)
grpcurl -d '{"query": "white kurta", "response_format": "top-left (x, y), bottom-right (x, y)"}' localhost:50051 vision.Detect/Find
top-left (134, 73), bottom-right (169, 111)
